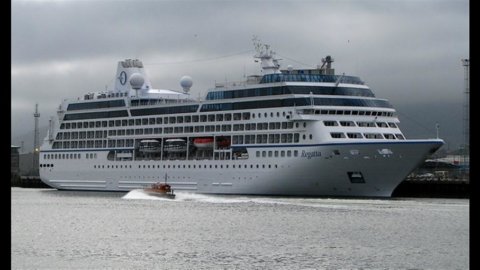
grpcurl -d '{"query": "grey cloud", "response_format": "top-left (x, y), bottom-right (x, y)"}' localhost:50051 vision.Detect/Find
top-left (11, 0), bottom-right (469, 149)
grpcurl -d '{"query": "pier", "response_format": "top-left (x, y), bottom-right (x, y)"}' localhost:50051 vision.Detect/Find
top-left (392, 178), bottom-right (469, 198)
top-left (11, 175), bottom-right (51, 189)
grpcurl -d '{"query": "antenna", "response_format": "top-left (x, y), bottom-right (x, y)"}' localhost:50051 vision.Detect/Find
top-left (461, 59), bottom-right (469, 170)
top-left (33, 103), bottom-right (40, 174)
top-left (320, 55), bottom-right (335, 75)
top-left (48, 117), bottom-right (54, 142)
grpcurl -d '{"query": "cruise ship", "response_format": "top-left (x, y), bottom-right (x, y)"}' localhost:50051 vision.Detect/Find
top-left (39, 42), bottom-right (444, 197)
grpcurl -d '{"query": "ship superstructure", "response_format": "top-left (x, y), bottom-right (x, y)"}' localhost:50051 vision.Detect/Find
top-left (39, 42), bottom-right (443, 197)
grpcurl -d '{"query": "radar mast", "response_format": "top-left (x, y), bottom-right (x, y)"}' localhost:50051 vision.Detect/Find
top-left (252, 36), bottom-right (282, 74)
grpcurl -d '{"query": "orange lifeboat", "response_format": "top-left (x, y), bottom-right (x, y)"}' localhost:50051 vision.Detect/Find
top-left (193, 137), bottom-right (214, 149)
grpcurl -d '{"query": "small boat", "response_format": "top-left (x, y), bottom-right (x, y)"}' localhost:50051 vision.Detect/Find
top-left (143, 174), bottom-right (175, 199)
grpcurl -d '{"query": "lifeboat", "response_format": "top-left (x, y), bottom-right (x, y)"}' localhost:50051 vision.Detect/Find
top-left (193, 137), bottom-right (214, 149)
top-left (164, 138), bottom-right (187, 152)
top-left (139, 139), bottom-right (161, 153)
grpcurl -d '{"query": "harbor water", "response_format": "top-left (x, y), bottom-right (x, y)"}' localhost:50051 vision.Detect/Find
top-left (11, 188), bottom-right (469, 269)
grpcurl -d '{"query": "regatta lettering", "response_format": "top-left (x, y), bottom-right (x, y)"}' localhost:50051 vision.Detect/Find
top-left (301, 150), bottom-right (322, 159)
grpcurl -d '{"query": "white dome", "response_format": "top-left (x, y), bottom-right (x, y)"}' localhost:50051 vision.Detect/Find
top-left (180, 75), bottom-right (193, 92)
top-left (129, 73), bottom-right (145, 90)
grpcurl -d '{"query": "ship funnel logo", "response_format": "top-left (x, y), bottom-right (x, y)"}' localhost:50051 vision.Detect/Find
top-left (119, 71), bottom-right (127, 85)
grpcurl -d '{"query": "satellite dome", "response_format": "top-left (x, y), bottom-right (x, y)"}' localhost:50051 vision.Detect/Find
top-left (287, 65), bottom-right (293, 72)
top-left (129, 73), bottom-right (145, 90)
top-left (180, 75), bottom-right (193, 92)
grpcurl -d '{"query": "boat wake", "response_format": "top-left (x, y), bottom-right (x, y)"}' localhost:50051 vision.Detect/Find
top-left (121, 190), bottom-right (397, 210)
top-left (122, 190), bottom-right (257, 203)
top-left (122, 189), bottom-right (174, 201)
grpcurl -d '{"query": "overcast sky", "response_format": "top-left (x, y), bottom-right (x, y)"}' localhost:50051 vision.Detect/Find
top-left (12, 0), bottom-right (469, 151)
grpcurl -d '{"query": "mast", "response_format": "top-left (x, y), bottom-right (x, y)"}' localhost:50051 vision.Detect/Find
top-left (33, 103), bottom-right (40, 174)
top-left (252, 36), bottom-right (281, 74)
top-left (461, 59), bottom-right (469, 169)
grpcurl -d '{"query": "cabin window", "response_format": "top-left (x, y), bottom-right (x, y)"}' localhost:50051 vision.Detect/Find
top-left (347, 133), bottom-right (363, 139)
top-left (376, 122), bottom-right (389, 128)
top-left (331, 132), bottom-right (345, 139)
top-left (324, 121), bottom-right (338, 126)
top-left (340, 121), bottom-right (355, 127)
top-left (294, 133), bottom-right (299, 143)
top-left (364, 133), bottom-right (383, 139)
top-left (384, 133), bottom-right (396, 139)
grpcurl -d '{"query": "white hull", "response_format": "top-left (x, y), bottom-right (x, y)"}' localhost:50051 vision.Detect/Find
top-left (40, 140), bottom-right (442, 197)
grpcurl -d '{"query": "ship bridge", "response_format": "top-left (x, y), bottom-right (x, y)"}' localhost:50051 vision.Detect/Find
top-left (260, 73), bottom-right (364, 85)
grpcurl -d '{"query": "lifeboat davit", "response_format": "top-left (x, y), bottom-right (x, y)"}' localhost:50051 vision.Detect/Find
top-left (193, 137), bottom-right (214, 149)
